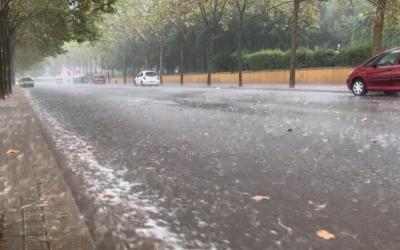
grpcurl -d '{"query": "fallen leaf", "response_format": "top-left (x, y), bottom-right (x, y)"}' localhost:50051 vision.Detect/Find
top-left (144, 167), bottom-right (155, 172)
top-left (98, 192), bottom-right (113, 198)
top-left (251, 195), bottom-right (270, 201)
top-left (286, 128), bottom-right (292, 132)
top-left (316, 230), bottom-right (335, 240)
top-left (39, 236), bottom-right (52, 242)
top-left (7, 149), bottom-right (20, 154)
top-left (35, 136), bottom-right (41, 139)
top-left (362, 117), bottom-right (367, 122)
top-left (370, 138), bottom-right (377, 143)
top-left (314, 203), bottom-right (327, 211)
top-left (333, 111), bottom-right (340, 114)
top-left (322, 139), bottom-right (328, 143)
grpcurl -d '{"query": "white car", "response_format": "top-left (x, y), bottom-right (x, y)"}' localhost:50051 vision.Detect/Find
top-left (19, 77), bottom-right (34, 88)
top-left (134, 71), bottom-right (160, 86)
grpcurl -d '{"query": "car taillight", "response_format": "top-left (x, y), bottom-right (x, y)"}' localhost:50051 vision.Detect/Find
top-left (143, 76), bottom-right (146, 80)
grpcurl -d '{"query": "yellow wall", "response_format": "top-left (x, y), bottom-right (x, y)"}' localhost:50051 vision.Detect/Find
top-left (110, 67), bottom-right (353, 85)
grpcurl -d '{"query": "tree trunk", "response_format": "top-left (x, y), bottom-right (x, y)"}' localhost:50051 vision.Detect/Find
top-left (372, 0), bottom-right (387, 56)
top-left (238, 14), bottom-right (244, 87)
top-left (132, 54), bottom-right (135, 84)
top-left (94, 58), bottom-right (97, 74)
top-left (289, 0), bottom-right (300, 88)
top-left (0, 13), bottom-right (4, 100)
top-left (112, 68), bottom-right (115, 78)
top-left (145, 42), bottom-right (150, 69)
top-left (107, 63), bottom-right (110, 84)
top-left (159, 33), bottom-right (164, 85)
top-left (207, 30), bottom-right (215, 86)
top-left (180, 36), bottom-right (184, 85)
top-left (123, 52), bottom-right (126, 84)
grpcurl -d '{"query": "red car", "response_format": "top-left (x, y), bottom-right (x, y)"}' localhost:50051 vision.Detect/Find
top-left (347, 47), bottom-right (400, 96)
top-left (92, 75), bottom-right (106, 84)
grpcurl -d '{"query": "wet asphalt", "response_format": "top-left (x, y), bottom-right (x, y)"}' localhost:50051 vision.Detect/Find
top-left (26, 83), bottom-right (400, 250)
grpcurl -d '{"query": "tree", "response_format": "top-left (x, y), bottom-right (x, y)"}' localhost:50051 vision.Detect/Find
top-left (289, 0), bottom-right (326, 88)
top-left (28, 63), bottom-right (46, 78)
top-left (0, 0), bottom-right (117, 100)
top-left (234, 0), bottom-right (289, 87)
top-left (199, 0), bottom-right (230, 86)
top-left (169, 0), bottom-right (200, 85)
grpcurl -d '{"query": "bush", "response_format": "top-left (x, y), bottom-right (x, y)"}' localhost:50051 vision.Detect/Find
top-left (230, 50), bottom-right (251, 71)
top-left (296, 47), bottom-right (313, 68)
top-left (248, 49), bottom-right (290, 70)
top-left (214, 51), bottom-right (235, 72)
top-left (336, 42), bottom-right (372, 67)
top-left (242, 43), bottom-right (371, 71)
top-left (310, 47), bottom-right (337, 68)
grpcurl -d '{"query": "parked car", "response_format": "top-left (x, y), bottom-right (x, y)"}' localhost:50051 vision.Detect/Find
top-left (19, 77), bottom-right (34, 88)
top-left (347, 47), bottom-right (400, 96)
top-left (92, 75), bottom-right (106, 84)
top-left (73, 76), bottom-right (89, 84)
top-left (56, 75), bottom-right (64, 84)
top-left (134, 71), bottom-right (160, 86)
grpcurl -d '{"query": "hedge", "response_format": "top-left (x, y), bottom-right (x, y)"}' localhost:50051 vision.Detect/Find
top-left (232, 43), bottom-right (372, 71)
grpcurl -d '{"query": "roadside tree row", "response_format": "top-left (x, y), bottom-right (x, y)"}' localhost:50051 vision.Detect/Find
top-left (11, 0), bottom-right (400, 92)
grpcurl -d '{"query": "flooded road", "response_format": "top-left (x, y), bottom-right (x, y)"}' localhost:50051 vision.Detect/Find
top-left (25, 83), bottom-right (400, 250)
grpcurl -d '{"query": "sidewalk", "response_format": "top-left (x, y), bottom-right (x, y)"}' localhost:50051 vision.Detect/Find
top-left (0, 88), bottom-right (94, 250)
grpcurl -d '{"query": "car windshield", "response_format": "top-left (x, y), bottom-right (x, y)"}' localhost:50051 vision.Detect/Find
top-left (20, 78), bottom-right (32, 81)
top-left (145, 72), bottom-right (157, 77)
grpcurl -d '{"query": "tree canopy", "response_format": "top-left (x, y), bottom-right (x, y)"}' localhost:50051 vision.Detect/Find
top-left (6, 0), bottom-right (400, 92)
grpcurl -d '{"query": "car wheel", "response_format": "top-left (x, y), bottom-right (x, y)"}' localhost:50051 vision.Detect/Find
top-left (352, 79), bottom-right (367, 96)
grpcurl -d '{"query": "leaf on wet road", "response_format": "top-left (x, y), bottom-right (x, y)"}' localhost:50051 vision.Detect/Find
top-left (316, 230), bottom-right (335, 240)
top-left (144, 167), bottom-right (155, 172)
top-left (7, 149), bottom-right (20, 154)
top-left (333, 111), bottom-right (340, 114)
top-left (251, 195), bottom-right (270, 201)
top-left (98, 192), bottom-right (113, 198)
top-left (39, 236), bottom-right (52, 242)
top-left (370, 138), bottom-right (377, 143)
top-left (362, 117), bottom-right (367, 122)
top-left (286, 128), bottom-right (292, 132)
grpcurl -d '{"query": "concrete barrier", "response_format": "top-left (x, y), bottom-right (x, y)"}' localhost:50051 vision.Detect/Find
top-left (110, 67), bottom-right (353, 85)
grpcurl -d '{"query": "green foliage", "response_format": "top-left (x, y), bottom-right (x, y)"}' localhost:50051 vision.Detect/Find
top-left (214, 51), bottom-right (235, 72)
top-left (245, 43), bottom-right (367, 71)
top-left (230, 50), bottom-right (251, 70)
top-left (248, 49), bottom-right (289, 70)
top-left (336, 42), bottom-right (372, 67)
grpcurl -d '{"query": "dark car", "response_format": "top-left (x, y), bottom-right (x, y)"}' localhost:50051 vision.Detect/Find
top-left (347, 47), bottom-right (400, 96)
top-left (92, 75), bottom-right (106, 84)
top-left (73, 76), bottom-right (89, 84)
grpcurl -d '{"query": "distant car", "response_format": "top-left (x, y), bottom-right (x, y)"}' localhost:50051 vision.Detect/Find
top-left (56, 76), bottom-right (64, 84)
top-left (347, 47), bottom-right (400, 96)
top-left (19, 77), bottom-right (34, 88)
top-left (73, 76), bottom-right (89, 84)
top-left (134, 71), bottom-right (160, 86)
top-left (92, 75), bottom-right (106, 84)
